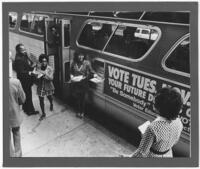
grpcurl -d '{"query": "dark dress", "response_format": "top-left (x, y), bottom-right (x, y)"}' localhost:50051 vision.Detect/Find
top-left (13, 53), bottom-right (36, 114)
top-left (70, 60), bottom-right (95, 113)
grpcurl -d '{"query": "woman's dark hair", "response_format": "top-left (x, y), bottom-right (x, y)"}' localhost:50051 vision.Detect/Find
top-left (15, 43), bottom-right (24, 53)
top-left (39, 54), bottom-right (48, 63)
top-left (73, 51), bottom-right (85, 63)
top-left (154, 87), bottom-right (183, 120)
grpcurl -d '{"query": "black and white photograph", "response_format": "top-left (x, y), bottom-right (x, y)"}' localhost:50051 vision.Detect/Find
top-left (3, 1), bottom-right (199, 167)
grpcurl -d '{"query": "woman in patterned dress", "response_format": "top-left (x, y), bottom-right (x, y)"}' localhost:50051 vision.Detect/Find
top-left (36, 54), bottom-right (55, 121)
top-left (131, 87), bottom-right (183, 157)
top-left (70, 51), bottom-right (97, 118)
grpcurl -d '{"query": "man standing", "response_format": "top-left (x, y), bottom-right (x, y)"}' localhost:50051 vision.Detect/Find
top-left (9, 66), bottom-right (26, 157)
top-left (13, 43), bottom-right (39, 115)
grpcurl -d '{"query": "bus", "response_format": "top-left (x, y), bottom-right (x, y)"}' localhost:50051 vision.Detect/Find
top-left (9, 11), bottom-right (190, 157)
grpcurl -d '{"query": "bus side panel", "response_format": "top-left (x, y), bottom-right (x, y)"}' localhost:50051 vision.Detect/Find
top-left (173, 138), bottom-right (190, 157)
top-left (105, 95), bottom-right (153, 147)
top-left (87, 91), bottom-right (106, 116)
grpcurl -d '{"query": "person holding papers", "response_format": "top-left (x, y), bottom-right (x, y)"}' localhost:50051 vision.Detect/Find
top-left (36, 54), bottom-right (55, 121)
top-left (70, 51), bottom-right (98, 118)
top-left (130, 87), bottom-right (183, 158)
top-left (13, 43), bottom-right (39, 116)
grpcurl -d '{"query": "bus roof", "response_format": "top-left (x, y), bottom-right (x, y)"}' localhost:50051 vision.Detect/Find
top-left (43, 11), bottom-right (189, 25)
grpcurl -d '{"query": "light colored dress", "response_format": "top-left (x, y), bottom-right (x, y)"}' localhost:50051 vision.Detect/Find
top-left (132, 116), bottom-right (183, 158)
top-left (36, 65), bottom-right (55, 97)
top-left (9, 77), bottom-right (26, 127)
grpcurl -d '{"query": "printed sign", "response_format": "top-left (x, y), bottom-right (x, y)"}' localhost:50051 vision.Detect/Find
top-left (104, 63), bottom-right (190, 135)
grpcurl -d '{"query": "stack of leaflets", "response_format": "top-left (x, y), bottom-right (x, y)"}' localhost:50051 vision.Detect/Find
top-left (32, 69), bottom-right (44, 79)
top-left (71, 75), bottom-right (84, 82)
top-left (89, 77), bottom-right (104, 83)
top-left (138, 121), bottom-right (151, 134)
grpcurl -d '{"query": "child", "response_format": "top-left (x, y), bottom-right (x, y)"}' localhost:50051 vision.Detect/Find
top-left (36, 54), bottom-right (55, 121)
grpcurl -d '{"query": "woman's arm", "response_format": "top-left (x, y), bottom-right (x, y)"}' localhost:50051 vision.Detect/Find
top-left (88, 61), bottom-right (95, 74)
top-left (87, 61), bottom-right (99, 78)
top-left (17, 80), bottom-right (26, 105)
top-left (130, 126), bottom-right (155, 157)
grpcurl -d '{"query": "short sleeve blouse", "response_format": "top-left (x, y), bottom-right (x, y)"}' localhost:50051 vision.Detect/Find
top-left (132, 117), bottom-right (183, 158)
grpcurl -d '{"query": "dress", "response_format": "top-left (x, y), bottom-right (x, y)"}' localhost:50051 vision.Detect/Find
top-left (9, 77), bottom-right (26, 157)
top-left (36, 65), bottom-right (55, 97)
top-left (132, 116), bottom-right (183, 158)
top-left (70, 60), bottom-right (95, 113)
top-left (13, 53), bottom-right (35, 113)
top-left (9, 77), bottom-right (26, 127)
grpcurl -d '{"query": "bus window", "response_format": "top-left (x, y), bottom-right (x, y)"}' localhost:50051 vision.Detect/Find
top-left (105, 25), bottom-right (159, 59)
top-left (165, 37), bottom-right (190, 74)
top-left (20, 13), bottom-right (34, 32)
top-left (90, 59), bottom-right (105, 91)
top-left (141, 12), bottom-right (189, 24)
top-left (64, 24), bottom-right (70, 47)
top-left (78, 21), bottom-right (117, 50)
top-left (31, 15), bottom-right (45, 35)
top-left (9, 12), bottom-right (17, 29)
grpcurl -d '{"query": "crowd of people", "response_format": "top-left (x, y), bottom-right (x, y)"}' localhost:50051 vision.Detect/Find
top-left (9, 41), bottom-right (183, 158)
top-left (9, 43), bottom-right (56, 157)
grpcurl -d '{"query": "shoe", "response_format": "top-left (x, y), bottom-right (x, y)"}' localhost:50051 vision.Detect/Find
top-left (80, 113), bottom-right (84, 118)
top-left (24, 111), bottom-right (31, 116)
top-left (15, 150), bottom-right (22, 157)
top-left (39, 114), bottom-right (46, 121)
top-left (50, 104), bottom-right (53, 111)
top-left (26, 111), bottom-right (39, 116)
top-left (31, 111), bottom-right (39, 115)
top-left (76, 113), bottom-right (81, 118)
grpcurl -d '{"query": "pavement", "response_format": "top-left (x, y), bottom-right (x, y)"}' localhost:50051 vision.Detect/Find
top-left (20, 85), bottom-right (136, 157)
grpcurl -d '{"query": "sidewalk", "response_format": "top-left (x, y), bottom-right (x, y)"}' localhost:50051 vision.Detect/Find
top-left (20, 86), bottom-right (136, 157)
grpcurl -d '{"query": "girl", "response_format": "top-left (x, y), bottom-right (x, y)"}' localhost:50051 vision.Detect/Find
top-left (36, 54), bottom-right (55, 121)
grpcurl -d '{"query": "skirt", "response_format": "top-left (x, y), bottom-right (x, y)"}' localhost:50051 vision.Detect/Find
top-left (37, 88), bottom-right (54, 97)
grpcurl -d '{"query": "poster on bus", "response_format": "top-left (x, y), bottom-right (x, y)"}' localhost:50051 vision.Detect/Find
top-left (104, 62), bottom-right (190, 135)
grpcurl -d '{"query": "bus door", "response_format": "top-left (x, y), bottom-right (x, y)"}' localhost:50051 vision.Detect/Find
top-left (44, 17), bottom-right (62, 96)
top-left (60, 19), bottom-right (71, 99)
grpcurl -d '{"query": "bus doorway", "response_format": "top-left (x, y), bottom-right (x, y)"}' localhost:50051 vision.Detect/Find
top-left (60, 19), bottom-right (71, 99)
top-left (44, 18), bottom-right (62, 96)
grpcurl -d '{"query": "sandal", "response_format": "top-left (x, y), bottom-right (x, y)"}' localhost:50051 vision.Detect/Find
top-left (50, 104), bottom-right (53, 111)
top-left (39, 114), bottom-right (46, 121)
